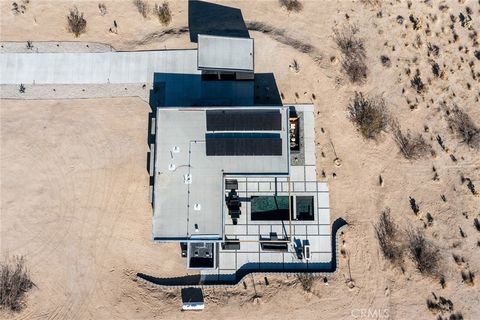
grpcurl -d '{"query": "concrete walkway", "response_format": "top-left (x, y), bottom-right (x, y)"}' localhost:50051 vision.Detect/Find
top-left (0, 50), bottom-right (199, 85)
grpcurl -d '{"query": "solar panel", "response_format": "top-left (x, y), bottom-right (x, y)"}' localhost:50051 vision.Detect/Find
top-left (206, 110), bottom-right (282, 131)
top-left (205, 133), bottom-right (282, 156)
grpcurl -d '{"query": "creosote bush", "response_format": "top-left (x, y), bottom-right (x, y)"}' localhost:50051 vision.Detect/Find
top-left (0, 256), bottom-right (34, 312)
top-left (426, 296), bottom-right (453, 313)
top-left (347, 92), bottom-right (388, 139)
top-left (296, 273), bottom-right (315, 292)
top-left (98, 3), bottom-right (107, 16)
top-left (334, 25), bottom-right (365, 58)
top-left (447, 107), bottom-right (480, 149)
top-left (154, 2), bottom-right (172, 26)
top-left (279, 0), bottom-right (303, 12)
top-left (374, 208), bottom-right (403, 263)
top-left (334, 25), bottom-right (368, 84)
top-left (67, 7), bottom-right (87, 37)
top-left (391, 121), bottom-right (432, 159)
top-left (342, 57), bottom-right (368, 84)
top-left (411, 72), bottom-right (426, 93)
top-left (133, 0), bottom-right (149, 18)
top-left (380, 55), bottom-right (391, 67)
top-left (407, 229), bottom-right (440, 276)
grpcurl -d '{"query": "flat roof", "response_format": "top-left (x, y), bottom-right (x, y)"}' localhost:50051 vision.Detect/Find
top-left (197, 35), bottom-right (254, 72)
top-left (153, 107), bottom-right (289, 240)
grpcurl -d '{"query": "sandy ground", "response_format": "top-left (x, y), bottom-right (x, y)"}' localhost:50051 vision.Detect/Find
top-left (1, 0), bottom-right (480, 319)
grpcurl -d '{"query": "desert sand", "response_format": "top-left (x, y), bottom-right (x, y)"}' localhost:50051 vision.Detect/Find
top-left (1, 0), bottom-right (479, 319)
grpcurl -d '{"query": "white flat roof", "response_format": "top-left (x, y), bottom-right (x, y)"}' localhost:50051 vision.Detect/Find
top-left (197, 35), bottom-right (254, 72)
top-left (153, 107), bottom-right (289, 240)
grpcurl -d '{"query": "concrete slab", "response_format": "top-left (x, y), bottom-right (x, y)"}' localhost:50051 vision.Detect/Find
top-left (318, 208), bottom-right (330, 224)
top-left (218, 252), bottom-right (236, 270)
top-left (0, 50), bottom-right (199, 84)
top-left (236, 252), bottom-right (260, 269)
top-left (305, 166), bottom-right (317, 181)
top-left (318, 192), bottom-right (329, 208)
top-left (307, 235), bottom-right (331, 252)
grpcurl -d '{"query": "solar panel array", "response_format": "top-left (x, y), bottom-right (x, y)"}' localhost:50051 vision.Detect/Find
top-left (206, 110), bottom-right (282, 131)
top-left (205, 134), bottom-right (282, 156)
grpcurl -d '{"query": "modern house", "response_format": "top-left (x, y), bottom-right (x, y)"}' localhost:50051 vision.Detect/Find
top-left (152, 35), bottom-right (332, 283)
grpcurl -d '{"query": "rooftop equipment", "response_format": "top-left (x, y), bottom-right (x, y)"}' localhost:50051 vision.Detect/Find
top-left (289, 115), bottom-right (300, 152)
top-left (226, 188), bottom-right (241, 225)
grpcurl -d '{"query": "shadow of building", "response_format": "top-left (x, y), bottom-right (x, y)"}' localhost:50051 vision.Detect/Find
top-left (149, 72), bottom-right (281, 108)
top-left (188, 0), bottom-right (250, 42)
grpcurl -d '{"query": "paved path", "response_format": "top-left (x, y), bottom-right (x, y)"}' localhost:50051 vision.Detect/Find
top-left (0, 50), bottom-right (199, 84)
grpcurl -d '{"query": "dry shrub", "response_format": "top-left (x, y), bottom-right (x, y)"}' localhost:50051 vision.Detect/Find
top-left (334, 25), bottom-right (367, 84)
top-left (347, 92), bottom-right (388, 139)
top-left (98, 3), bottom-right (107, 16)
top-left (154, 2), bottom-right (171, 26)
top-left (374, 208), bottom-right (403, 263)
top-left (447, 107), bottom-right (480, 149)
top-left (427, 43), bottom-right (440, 57)
top-left (431, 62), bottom-right (440, 77)
top-left (11, 0), bottom-right (28, 15)
top-left (449, 312), bottom-right (464, 320)
top-left (290, 59), bottom-right (300, 73)
top-left (279, 0), bottom-right (303, 12)
top-left (334, 25), bottom-right (365, 58)
top-left (342, 57), bottom-right (368, 84)
top-left (391, 121), bottom-right (432, 159)
top-left (133, 0), bottom-right (149, 18)
top-left (295, 273), bottom-right (315, 292)
top-left (407, 229), bottom-right (440, 276)
top-left (411, 72), bottom-right (426, 94)
top-left (474, 218), bottom-right (480, 231)
top-left (0, 256), bottom-right (34, 312)
top-left (380, 55), bottom-right (391, 67)
top-left (67, 7), bottom-right (87, 37)
top-left (426, 296), bottom-right (453, 313)
top-left (461, 270), bottom-right (475, 285)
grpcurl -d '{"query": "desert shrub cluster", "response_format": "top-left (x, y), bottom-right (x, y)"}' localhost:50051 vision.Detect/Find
top-left (407, 229), bottom-right (440, 276)
top-left (374, 208), bottom-right (403, 263)
top-left (0, 256), bottom-right (34, 312)
top-left (347, 92), bottom-right (388, 139)
top-left (373, 209), bottom-right (441, 278)
top-left (447, 107), bottom-right (480, 149)
top-left (98, 3), bottom-right (107, 16)
top-left (295, 273), bottom-right (315, 292)
top-left (391, 121), bottom-right (432, 159)
top-left (67, 7), bottom-right (87, 37)
top-left (133, 0), bottom-right (149, 18)
top-left (334, 25), bottom-right (368, 84)
top-left (154, 2), bottom-right (172, 26)
top-left (279, 0), bottom-right (303, 12)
